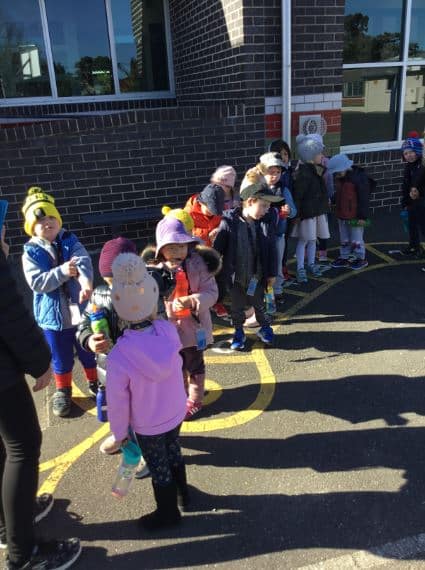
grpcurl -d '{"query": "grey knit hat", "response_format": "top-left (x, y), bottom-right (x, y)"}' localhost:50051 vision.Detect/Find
top-left (296, 134), bottom-right (324, 162)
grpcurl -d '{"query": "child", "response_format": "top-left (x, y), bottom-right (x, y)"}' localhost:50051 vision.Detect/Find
top-left (328, 153), bottom-right (371, 270)
top-left (291, 135), bottom-right (330, 283)
top-left (184, 183), bottom-right (225, 247)
top-left (258, 152), bottom-right (297, 298)
top-left (21, 187), bottom-right (97, 418)
top-left (142, 212), bottom-right (220, 419)
top-left (211, 165), bottom-right (238, 210)
top-left (76, 237), bottom-right (139, 456)
top-left (399, 136), bottom-right (425, 256)
top-left (214, 182), bottom-right (280, 351)
top-left (106, 253), bottom-right (188, 531)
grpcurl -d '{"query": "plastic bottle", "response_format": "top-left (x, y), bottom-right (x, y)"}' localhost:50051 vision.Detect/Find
top-left (265, 285), bottom-right (277, 315)
top-left (111, 440), bottom-right (141, 499)
top-left (89, 304), bottom-right (111, 338)
top-left (171, 267), bottom-right (191, 318)
top-left (400, 209), bottom-right (409, 233)
top-left (96, 386), bottom-right (107, 422)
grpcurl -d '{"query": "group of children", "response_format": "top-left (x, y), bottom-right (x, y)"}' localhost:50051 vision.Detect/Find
top-left (11, 131), bottom-right (423, 534)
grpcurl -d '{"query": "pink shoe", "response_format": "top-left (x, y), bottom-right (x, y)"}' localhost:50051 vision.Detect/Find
top-left (99, 435), bottom-right (121, 455)
top-left (184, 399), bottom-right (203, 421)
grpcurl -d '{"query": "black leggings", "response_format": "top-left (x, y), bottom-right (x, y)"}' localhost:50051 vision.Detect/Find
top-left (136, 425), bottom-right (183, 487)
top-left (0, 381), bottom-right (42, 566)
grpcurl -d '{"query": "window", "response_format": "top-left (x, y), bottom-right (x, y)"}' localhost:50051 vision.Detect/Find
top-left (0, 0), bottom-right (173, 104)
top-left (342, 0), bottom-right (425, 148)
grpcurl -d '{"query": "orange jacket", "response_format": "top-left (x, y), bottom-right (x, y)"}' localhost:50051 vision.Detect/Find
top-left (184, 195), bottom-right (222, 247)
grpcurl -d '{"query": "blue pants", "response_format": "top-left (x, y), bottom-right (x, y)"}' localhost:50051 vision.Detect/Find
top-left (43, 327), bottom-right (96, 375)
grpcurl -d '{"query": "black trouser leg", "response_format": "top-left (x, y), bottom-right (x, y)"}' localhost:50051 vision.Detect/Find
top-left (408, 207), bottom-right (420, 249)
top-left (0, 381), bottom-right (42, 566)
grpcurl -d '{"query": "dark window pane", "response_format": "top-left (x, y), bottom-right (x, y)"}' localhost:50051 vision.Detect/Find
top-left (0, 1), bottom-right (51, 98)
top-left (409, 1), bottom-right (425, 59)
top-left (110, 0), bottom-right (169, 92)
top-left (403, 66), bottom-right (425, 135)
top-left (341, 68), bottom-right (400, 145)
top-left (45, 0), bottom-right (114, 97)
top-left (344, 0), bottom-right (404, 63)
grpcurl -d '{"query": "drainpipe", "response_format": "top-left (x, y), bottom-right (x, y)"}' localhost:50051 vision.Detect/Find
top-left (281, 0), bottom-right (292, 143)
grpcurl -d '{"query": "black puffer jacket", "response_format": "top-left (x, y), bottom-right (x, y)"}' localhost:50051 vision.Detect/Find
top-left (0, 250), bottom-right (51, 393)
top-left (405, 160), bottom-right (425, 207)
top-left (292, 162), bottom-right (329, 220)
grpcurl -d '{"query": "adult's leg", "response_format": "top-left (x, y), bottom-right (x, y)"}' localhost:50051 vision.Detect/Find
top-left (0, 381), bottom-right (41, 566)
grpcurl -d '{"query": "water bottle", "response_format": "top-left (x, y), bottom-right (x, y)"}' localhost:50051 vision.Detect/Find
top-left (265, 285), bottom-right (277, 315)
top-left (171, 267), bottom-right (191, 318)
top-left (89, 304), bottom-right (111, 339)
top-left (111, 440), bottom-right (141, 499)
top-left (400, 209), bottom-right (409, 233)
top-left (96, 386), bottom-right (107, 422)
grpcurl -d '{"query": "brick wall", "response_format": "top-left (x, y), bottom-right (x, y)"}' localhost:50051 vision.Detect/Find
top-left (1, 103), bottom-right (265, 257)
top-left (292, 0), bottom-right (345, 95)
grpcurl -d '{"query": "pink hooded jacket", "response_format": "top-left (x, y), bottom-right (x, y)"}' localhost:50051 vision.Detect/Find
top-left (106, 319), bottom-right (186, 439)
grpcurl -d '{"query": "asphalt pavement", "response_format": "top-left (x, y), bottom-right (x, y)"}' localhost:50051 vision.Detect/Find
top-left (4, 209), bottom-right (425, 569)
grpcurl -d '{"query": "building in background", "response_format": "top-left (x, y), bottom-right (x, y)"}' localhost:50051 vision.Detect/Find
top-left (0, 0), bottom-right (421, 254)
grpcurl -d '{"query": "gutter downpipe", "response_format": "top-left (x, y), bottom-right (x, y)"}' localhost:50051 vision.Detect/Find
top-left (282, 0), bottom-right (292, 144)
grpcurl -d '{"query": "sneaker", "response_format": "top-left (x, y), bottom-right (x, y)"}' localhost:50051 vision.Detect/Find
top-left (135, 456), bottom-right (151, 479)
top-left (350, 258), bottom-right (368, 270)
top-left (5, 538), bottom-right (81, 570)
top-left (307, 264), bottom-right (323, 277)
top-left (34, 493), bottom-right (54, 524)
top-left (0, 536), bottom-right (6, 550)
top-left (256, 325), bottom-right (274, 344)
top-left (52, 388), bottom-right (72, 418)
top-left (211, 303), bottom-right (229, 318)
top-left (331, 257), bottom-right (350, 269)
top-left (282, 277), bottom-right (296, 288)
top-left (184, 399), bottom-right (203, 421)
top-left (230, 328), bottom-right (246, 350)
top-left (88, 381), bottom-right (98, 397)
top-left (296, 268), bottom-right (307, 283)
top-left (99, 435), bottom-right (121, 455)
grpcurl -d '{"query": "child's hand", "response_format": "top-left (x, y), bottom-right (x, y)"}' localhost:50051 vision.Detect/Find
top-left (33, 367), bottom-right (52, 392)
top-left (279, 205), bottom-right (290, 219)
top-left (79, 288), bottom-right (92, 303)
top-left (88, 333), bottom-right (110, 353)
top-left (61, 259), bottom-right (78, 277)
top-left (172, 296), bottom-right (192, 311)
top-left (356, 219), bottom-right (366, 226)
top-left (410, 187), bottom-right (419, 200)
top-left (208, 228), bottom-right (219, 242)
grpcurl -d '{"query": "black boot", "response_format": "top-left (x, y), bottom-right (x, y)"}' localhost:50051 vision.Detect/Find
top-left (138, 481), bottom-right (181, 532)
top-left (171, 463), bottom-right (191, 509)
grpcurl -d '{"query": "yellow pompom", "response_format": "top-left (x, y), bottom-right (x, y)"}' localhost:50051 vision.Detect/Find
top-left (27, 186), bottom-right (43, 196)
top-left (161, 205), bottom-right (172, 216)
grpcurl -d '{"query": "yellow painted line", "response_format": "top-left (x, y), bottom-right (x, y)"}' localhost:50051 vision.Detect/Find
top-left (38, 422), bottom-right (110, 494)
top-left (205, 354), bottom-right (254, 365)
top-left (365, 244), bottom-right (396, 264)
top-left (181, 347), bottom-right (276, 433)
top-left (282, 289), bottom-right (308, 297)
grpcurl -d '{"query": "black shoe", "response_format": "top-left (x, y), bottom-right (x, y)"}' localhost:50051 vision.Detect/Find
top-left (5, 538), bottom-right (81, 569)
top-left (52, 388), bottom-right (72, 417)
top-left (34, 493), bottom-right (54, 523)
top-left (171, 463), bottom-right (190, 510)
top-left (138, 481), bottom-right (181, 532)
top-left (88, 381), bottom-right (98, 397)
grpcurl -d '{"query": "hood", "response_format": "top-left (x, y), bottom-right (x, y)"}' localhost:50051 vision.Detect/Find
top-left (115, 322), bottom-right (180, 384)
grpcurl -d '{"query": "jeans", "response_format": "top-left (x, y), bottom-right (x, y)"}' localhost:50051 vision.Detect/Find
top-left (0, 381), bottom-right (42, 566)
top-left (338, 219), bottom-right (365, 259)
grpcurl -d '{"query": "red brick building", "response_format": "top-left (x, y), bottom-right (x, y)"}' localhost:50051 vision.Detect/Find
top-left (0, 0), bottom-right (420, 254)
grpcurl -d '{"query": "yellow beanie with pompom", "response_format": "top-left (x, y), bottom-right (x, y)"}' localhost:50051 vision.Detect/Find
top-left (161, 205), bottom-right (194, 233)
top-left (22, 187), bottom-right (62, 236)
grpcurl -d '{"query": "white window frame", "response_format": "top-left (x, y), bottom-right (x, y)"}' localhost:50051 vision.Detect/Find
top-left (0, 0), bottom-right (175, 107)
top-left (341, 0), bottom-right (425, 153)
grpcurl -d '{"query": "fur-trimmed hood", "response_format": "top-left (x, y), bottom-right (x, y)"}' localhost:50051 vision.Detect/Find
top-left (141, 243), bottom-right (222, 276)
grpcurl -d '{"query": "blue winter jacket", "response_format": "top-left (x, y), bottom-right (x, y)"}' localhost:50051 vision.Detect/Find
top-left (22, 229), bottom-right (93, 331)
